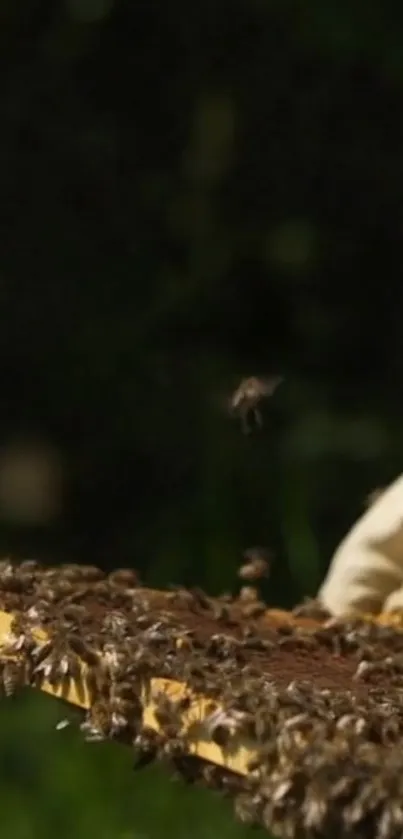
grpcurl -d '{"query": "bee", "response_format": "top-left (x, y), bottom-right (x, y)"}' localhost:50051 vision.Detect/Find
top-left (152, 687), bottom-right (190, 738)
top-left (302, 780), bottom-right (329, 832)
top-left (19, 559), bottom-right (42, 574)
top-left (229, 375), bottom-right (283, 434)
top-left (108, 568), bottom-right (139, 588)
top-left (239, 548), bottom-right (271, 581)
top-left (32, 632), bottom-right (95, 687)
top-left (110, 696), bottom-right (142, 740)
top-left (292, 597), bottom-right (331, 620)
top-left (160, 736), bottom-right (186, 760)
top-left (199, 762), bottom-right (242, 796)
top-left (82, 693), bottom-right (141, 743)
top-left (132, 727), bottom-right (162, 770)
top-left (0, 593), bottom-right (22, 612)
top-left (53, 578), bottom-right (83, 600)
top-left (0, 558), bottom-right (14, 579)
top-left (0, 562), bottom-right (31, 594)
top-left (55, 718), bottom-right (71, 731)
top-left (0, 560), bottom-right (41, 595)
top-left (91, 580), bottom-right (111, 598)
top-left (102, 610), bottom-right (129, 637)
top-left (66, 634), bottom-right (99, 666)
top-left (203, 707), bottom-right (245, 746)
top-left (35, 580), bottom-right (58, 604)
top-left (208, 633), bottom-right (241, 659)
top-left (26, 601), bottom-right (50, 625)
top-left (60, 603), bottom-right (91, 627)
top-left (234, 791), bottom-right (264, 826)
top-left (210, 600), bottom-right (232, 622)
top-left (100, 640), bottom-right (125, 676)
top-left (55, 564), bottom-right (85, 582)
top-left (167, 586), bottom-right (199, 609)
top-left (175, 632), bottom-right (194, 652)
top-left (1, 659), bottom-right (27, 697)
top-left (239, 586), bottom-right (259, 603)
top-left (110, 679), bottom-right (138, 702)
top-left (240, 601), bottom-right (267, 619)
top-left (3, 611), bottom-right (36, 655)
top-left (80, 700), bottom-right (111, 742)
top-left (76, 564), bottom-right (105, 582)
top-left (188, 587), bottom-right (212, 611)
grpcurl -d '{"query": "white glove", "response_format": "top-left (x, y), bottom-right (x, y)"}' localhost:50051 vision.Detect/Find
top-left (318, 474), bottom-right (403, 617)
top-left (383, 584), bottom-right (403, 614)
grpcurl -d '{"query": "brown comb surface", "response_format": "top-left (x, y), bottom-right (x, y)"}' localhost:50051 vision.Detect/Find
top-left (1, 559), bottom-right (403, 839)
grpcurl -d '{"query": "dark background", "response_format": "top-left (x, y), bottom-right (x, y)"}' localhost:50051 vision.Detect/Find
top-left (0, 0), bottom-right (403, 835)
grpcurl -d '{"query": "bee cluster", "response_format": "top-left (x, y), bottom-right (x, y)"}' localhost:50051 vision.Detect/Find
top-left (2, 559), bottom-right (403, 838)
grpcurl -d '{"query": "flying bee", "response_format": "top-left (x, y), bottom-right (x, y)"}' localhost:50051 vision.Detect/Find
top-left (229, 375), bottom-right (283, 434)
top-left (239, 548), bottom-right (271, 581)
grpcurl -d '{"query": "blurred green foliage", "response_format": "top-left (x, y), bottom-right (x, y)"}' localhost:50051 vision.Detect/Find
top-left (0, 691), bottom-right (268, 839)
top-left (1, 0), bottom-right (403, 834)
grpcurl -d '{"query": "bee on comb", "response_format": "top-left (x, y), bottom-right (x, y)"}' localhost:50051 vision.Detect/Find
top-left (239, 547), bottom-right (271, 581)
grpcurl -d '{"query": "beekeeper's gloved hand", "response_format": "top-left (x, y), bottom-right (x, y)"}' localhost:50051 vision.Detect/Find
top-left (318, 475), bottom-right (403, 617)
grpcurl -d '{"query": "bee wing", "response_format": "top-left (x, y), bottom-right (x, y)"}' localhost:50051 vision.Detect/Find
top-left (209, 376), bottom-right (245, 415)
top-left (261, 375), bottom-right (284, 395)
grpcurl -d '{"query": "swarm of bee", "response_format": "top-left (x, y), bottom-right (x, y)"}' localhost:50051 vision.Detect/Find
top-left (2, 558), bottom-right (403, 837)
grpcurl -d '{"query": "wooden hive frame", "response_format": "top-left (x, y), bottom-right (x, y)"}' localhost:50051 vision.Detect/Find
top-left (1, 561), bottom-right (403, 839)
top-left (0, 601), bottom-right (259, 774)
